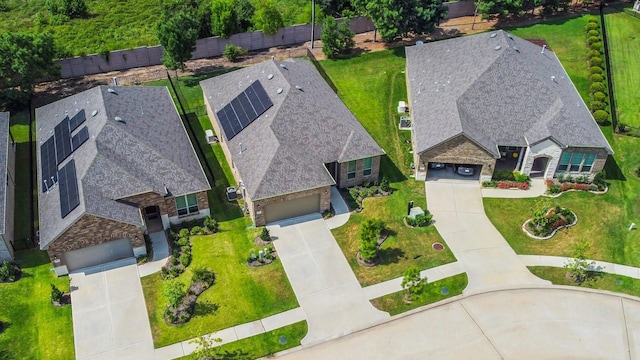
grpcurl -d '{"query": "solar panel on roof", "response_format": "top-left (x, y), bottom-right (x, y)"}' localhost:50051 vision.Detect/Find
top-left (71, 126), bottom-right (89, 150)
top-left (40, 136), bottom-right (58, 192)
top-left (59, 159), bottom-right (80, 218)
top-left (69, 109), bottom-right (86, 132)
top-left (54, 116), bottom-right (72, 165)
top-left (215, 80), bottom-right (273, 141)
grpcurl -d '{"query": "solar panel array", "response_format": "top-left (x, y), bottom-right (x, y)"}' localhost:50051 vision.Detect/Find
top-left (216, 81), bottom-right (273, 141)
top-left (40, 137), bottom-right (58, 191)
top-left (58, 159), bottom-right (80, 218)
top-left (39, 109), bottom-right (90, 217)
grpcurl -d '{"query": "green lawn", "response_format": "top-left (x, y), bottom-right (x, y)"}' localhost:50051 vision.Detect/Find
top-left (485, 13), bottom-right (640, 267)
top-left (142, 72), bottom-right (298, 348)
top-left (177, 321), bottom-right (307, 360)
top-left (0, 250), bottom-right (74, 360)
top-left (529, 266), bottom-right (640, 299)
top-left (370, 273), bottom-right (468, 316)
top-left (605, 9), bottom-right (640, 127)
top-left (319, 50), bottom-right (455, 286)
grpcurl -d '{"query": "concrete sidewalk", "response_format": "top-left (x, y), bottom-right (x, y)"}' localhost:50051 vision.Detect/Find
top-left (155, 308), bottom-right (306, 360)
top-left (269, 215), bottom-right (389, 346)
top-left (520, 255), bottom-right (640, 279)
top-left (138, 231), bottom-right (169, 277)
top-left (325, 186), bottom-right (350, 230)
top-left (363, 261), bottom-right (465, 300)
top-left (426, 181), bottom-right (549, 293)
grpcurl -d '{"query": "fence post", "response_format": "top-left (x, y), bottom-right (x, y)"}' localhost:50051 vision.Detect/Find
top-left (600, 2), bottom-right (618, 131)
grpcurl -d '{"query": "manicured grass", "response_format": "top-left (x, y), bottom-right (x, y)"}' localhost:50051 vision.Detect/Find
top-left (320, 50), bottom-right (454, 286)
top-left (177, 321), bottom-right (307, 360)
top-left (0, 250), bottom-right (74, 360)
top-left (485, 14), bottom-right (640, 268)
top-left (142, 72), bottom-right (298, 348)
top-left (370, 273), bottom-right (468, 316)
top-left (605, 9), bottom-right (640, 127)
top-left (529, 266), bottom-right (640, 299)
top-left (10, 111), bottom-right (35, 248)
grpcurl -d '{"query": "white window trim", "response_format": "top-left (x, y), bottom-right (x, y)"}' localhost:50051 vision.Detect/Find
top-left (347, 160), bottom-right (357, 179)
top-left (176, 193), bottom-right (199, 217)
top-left (363, 157), bottom-right (373, 176)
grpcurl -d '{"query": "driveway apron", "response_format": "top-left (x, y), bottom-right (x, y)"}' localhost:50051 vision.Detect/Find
top-left (425, 181), bottom-right (549, 293)
top-left (269, 215), bottom-right (389, 346)
top-left (69, 261), bottom-right (155, 360)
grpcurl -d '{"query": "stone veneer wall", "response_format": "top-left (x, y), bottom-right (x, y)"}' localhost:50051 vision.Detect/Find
top-left (249, 186), bottom-right (331, 226)
top-left (121, 190), bottom-right (209, 220)
top-left (421, 135), bottom-right (496, 180)
top-left (337, 156), bottom-right (382, 188)
top-left (47, 214), bottom-right (144, 268)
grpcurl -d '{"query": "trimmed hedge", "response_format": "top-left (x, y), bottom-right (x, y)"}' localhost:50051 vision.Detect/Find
top-left (589, 66), bottom-right (603, 75)
top-left (585, 22), bottom-right (599, 31)
top-left (590, 82), bottom-right (605, 92)
top-left (590, 73), bottom-right (604, 82)
top-left (593, 91), bottom-right (606, 102)
top-left (587, 29), bottom-right (600, 37)
top-left (590, 56), bottom-right (603, 67)
top-left (588, 49), bottom-right (601, 58)
top-left (591, 100), bottom-right (606, 110)
top-left (590, 42), bottom-right (603, 51)
top-left (593, 109), bottom-right (609, 123)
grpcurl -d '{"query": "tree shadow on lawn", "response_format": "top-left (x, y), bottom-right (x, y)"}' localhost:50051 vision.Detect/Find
top-left (379, 247), bottom-right (405, 265)
top-left (380, 155), bottom-right (407, 183)
top-left (194, 301), bottom-right (220, 318)
top-left (218, 348), bottom-right (251, 359)
top-left (181, 67), bottom-right (240, 88)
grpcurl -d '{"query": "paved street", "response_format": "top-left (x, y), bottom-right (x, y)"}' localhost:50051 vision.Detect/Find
top-left (269, 215), bottom-right (389, 346)
top-left (425, 180), bottom-right (549, 293)
top-left (69, 261), bottom-right (155, 360)
top-left (277, 287), bottom-right (640, 359)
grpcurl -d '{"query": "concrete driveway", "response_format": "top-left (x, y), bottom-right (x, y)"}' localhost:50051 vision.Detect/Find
top-left (277, 287), bottom-right (640, 359)
top-left (269, 215), bottom-right (389, 346)
top-left (426, 181), bottom-right (549, 293)
top-left (69, 260), bottom-right (154, 360)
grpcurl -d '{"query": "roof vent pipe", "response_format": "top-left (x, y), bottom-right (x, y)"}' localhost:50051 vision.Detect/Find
top-left (551, 76), bottom-right (557, 83)
top-left (541, 45), bottom-right (547, 54)
top-left (295, 85), bottom-right (303, 91)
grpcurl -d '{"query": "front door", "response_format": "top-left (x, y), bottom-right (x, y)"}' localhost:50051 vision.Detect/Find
top-left (531, 157), bottom-right (550, 177)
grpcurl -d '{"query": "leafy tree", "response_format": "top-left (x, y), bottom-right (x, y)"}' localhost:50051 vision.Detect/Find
top-left (296, 2), bottom-right (324, 25)
top-left (401, 266), bottom-right (427, 301)
top-left (564, 240), bottom-right (597, 284)
top-left (46, 0), bottom-right (88, 19)
top-left (236, 0), bottom-right (255, 32)
top-left (322, 17), bottom-right (355, 58)
top-left (359, 218), bottom-right (385, 262)
top-left (353, 0), bottom-right (447, 42)
top-left (211, 0), bottom-right (238, 38)
top-left (50, 284), bottom-right (63, 304)
top-left (223, 44), bottom-right (246, 61)
top-left (252, 0), bottom-right (284, 35)
top-left (0, 32), bottom-right (58, 109)
top-left (164, 280), bottom-right (186, 309)
top-left (157, 10), bottom-right (199, 70)
top-left (475, 0), bottom-right (543, 18)
top-left (189, 330), bottom-right (222, 360)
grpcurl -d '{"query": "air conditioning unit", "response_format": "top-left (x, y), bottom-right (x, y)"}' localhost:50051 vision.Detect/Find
top-left (205, 129), bottom-right (217, 144)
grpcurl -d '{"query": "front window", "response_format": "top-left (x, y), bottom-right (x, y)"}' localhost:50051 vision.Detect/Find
top-left (363, 157), bottom-right (373, 176)
top-left (558, 152), bottom-right (596, 173)
top-left (347, 160), bottom-right (356, 179)
top-left (176, 193), bottom-right (199, 216)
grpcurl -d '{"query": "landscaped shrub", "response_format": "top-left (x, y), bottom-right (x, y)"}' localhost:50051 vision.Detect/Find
top-left (260, 227), bottom-right (271, 242)
top-left (593, 91), bottom-right (606, 102)
top-left (380, 176), bottom-right (390, 192)
top-left (585, 22), bottom-right (599, 31)
top-left (0, 260), bottom-right (20, 282)
top-left (587, 29), bottom-right (600, 37)
top-left (223, 44), bottom-right (246, 62)
top-left (179, 253), bottom-right (191, 267)
top-left (590, 42), bottom-right (602, 52)
top-left (591, 100), bottom-right (606, 111)
top-left (589, 66), bottom-right (603, 75)
top-left (190, 226), bottom-right (203, 236)
top-left (527, 202), bottom-right (576, 237)
top-left (587, 17), bottom-right (599, 24)
top-left (590, 73), bottom-right (603, 83)
top-left (513, 171), bottom-right (531, 184)
top-left (587, 36), bottom-right (600, 44)
top-left (593, 170), bottom-right (606, 190)
top-left (179, 228), bottom-right (190, 238)
top-left (50, 284), bottom-right (63, 304)
top-left (191, 267), bottom-right (215, 287)
top-left (593, 109), bottom-right (609, 123)
top-left (482, 180), bottom-right (498, 188)
top-left (203, 215), bottom-right (219, 233)
top-left (414, 212), bottom-right (433, 227)
top-left (492, 169), bottom-right (515, 181)
top-left (590, 57), bottom-right (603, 67)
top-left (590, 82), bottom-right (605, 92)
top-left (588, 49), bottom-right (601, 58)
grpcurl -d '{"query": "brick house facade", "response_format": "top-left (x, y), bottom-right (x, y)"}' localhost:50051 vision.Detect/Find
top-left (420, 135), bottom-right (496, 180)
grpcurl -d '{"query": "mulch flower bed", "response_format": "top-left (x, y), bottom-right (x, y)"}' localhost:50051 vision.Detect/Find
top-left (356, 252), bottom-right (379, 268)
top-left (254, 236), bottom-right (272, 246)
top-left (0, 261), bottom-right (21, 283)
top-left (165, 279), bottom-right (214, 325)
top-left (523, 206), bottom-right (577, 239)
top-left (52, 294), bottom-right (72, 307)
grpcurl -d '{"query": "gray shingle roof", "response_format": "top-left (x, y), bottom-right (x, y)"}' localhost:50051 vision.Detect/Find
top-left (36, 86), bottom-right (210, 249)
top-left (201, 59), bottom-right (384, 200)
top-left (406, 30), bottom-right (612, 157)
top-left (0, 112), bottom-right (9, 235)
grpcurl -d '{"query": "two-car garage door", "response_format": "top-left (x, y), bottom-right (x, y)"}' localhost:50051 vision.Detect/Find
top-left (264, 194), bottom-right (320, 224)
top-left (64, 238), bottom-right (134, 273)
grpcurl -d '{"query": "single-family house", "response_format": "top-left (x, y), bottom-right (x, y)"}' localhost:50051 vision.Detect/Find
top-left (0, 112), bottom-right (15, 261)
top-left (406, 30), bottom-right (612, 182)
top-left (201, 59), bottom-right (384, 226)
top-left (36, 86), bottom-right (211, 276)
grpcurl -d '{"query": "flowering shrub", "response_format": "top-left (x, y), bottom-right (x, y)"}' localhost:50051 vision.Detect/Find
top-left (496, 181), bottom-right (529, 190)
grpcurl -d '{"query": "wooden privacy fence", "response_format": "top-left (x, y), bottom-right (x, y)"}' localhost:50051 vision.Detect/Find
top-left (57, 1), bottom-right (476, 78)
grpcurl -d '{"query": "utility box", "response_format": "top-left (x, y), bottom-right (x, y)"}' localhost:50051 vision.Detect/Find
top-left (398, 101), bottom-right (407, 113)
top-left (205, 129), bottom-right (217, 144)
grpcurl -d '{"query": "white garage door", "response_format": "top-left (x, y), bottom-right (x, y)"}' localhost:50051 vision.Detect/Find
top-left (264, 194), bottom-right (321, 224)
top-left (64, 238), bottom-right (134, 272)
